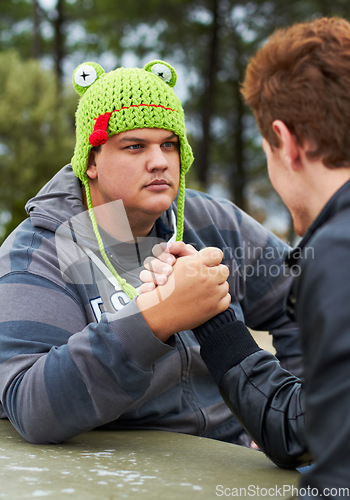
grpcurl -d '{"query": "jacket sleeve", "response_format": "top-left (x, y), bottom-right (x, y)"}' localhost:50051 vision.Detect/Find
top-left (193, 309), bottom-right (311, 468)
top-left (0, 269), bottom-right (172, 444)
top-left (294, 225), bottom-right (350, 493)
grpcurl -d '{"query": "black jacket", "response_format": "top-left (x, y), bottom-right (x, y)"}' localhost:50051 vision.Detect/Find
top-left (194, 180), bottom-right (350, 497)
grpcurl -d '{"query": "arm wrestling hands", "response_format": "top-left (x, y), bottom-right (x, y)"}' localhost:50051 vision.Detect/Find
top-left (136, 242), bottom-right (231, 342)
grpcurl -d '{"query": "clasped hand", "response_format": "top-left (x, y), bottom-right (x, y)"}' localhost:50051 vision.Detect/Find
top-left (136, 242), bottom-right (231, 342)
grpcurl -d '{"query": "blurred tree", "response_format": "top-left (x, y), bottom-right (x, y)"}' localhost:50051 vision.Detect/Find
top-left (0, 50), bottom-right (76, 240)
top-left (0, 0), bottom-right (76, 88)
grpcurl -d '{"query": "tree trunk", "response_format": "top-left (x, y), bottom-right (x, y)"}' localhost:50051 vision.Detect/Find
top-left (230, 78), bottom-right (247, 211)
top-left (197, 0), bottom-right (221, 190)
top-left (228, 25), bottom-right (247, 212)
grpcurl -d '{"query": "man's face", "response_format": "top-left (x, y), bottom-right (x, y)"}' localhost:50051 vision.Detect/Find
top-left (87, 128), bottom-right (181, 235)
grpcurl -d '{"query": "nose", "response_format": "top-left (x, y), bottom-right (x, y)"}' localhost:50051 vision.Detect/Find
top-left (146, 145), bottom-right (168, 172)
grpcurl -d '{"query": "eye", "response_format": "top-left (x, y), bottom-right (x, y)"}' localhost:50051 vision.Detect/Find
top-left (144, 60), bottom-right (177, 87)
top-left (74, 64), bottom-right (98, 88)
top-left (163, 141), bottom-right (177, 149)
top-left (150, 63), bottom-right (173, 84)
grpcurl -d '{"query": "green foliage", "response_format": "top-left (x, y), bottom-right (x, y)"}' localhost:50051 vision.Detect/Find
top-left (0, 50), bottom-right (76, 240)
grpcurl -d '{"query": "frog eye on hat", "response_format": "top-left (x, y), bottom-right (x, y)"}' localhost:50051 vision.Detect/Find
top-left (144, 60), bottom-right (177, 88)
top-left (73, 63), bottom-right (105, 96)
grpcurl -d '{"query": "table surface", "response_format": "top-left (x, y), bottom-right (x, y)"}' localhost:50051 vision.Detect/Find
top-left (0, 419), bottom-right (299, 499)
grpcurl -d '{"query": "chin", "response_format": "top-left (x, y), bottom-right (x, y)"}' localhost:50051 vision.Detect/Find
top-left (147, 195), bottom-right (176, 213)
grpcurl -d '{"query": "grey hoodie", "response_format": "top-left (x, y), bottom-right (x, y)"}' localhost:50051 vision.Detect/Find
top-left (0, 165), bottom-right (301, 444)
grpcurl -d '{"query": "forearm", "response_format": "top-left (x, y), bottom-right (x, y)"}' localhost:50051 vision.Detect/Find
top-left (193, 309), bottom-right (310, 468)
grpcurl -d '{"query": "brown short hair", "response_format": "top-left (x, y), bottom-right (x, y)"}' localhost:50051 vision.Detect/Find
top-left (241, 17), bottom-right (350, 167)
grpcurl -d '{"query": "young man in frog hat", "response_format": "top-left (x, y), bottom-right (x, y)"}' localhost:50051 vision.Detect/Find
top-left (0, 59), bottom-right (301, 448)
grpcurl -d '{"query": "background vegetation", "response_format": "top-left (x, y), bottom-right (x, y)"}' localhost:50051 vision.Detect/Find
top-left (1, 0), bottom-right (349, 242)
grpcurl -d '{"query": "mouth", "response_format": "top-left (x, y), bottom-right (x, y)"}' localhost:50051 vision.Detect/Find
top-left (144, 179), bottom-right (170, 191)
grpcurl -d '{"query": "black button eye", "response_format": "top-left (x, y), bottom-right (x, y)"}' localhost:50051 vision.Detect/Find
top-left (144, 60), bottom-right (177, 87)
top-left (150, 63), bottom-right (172, 83)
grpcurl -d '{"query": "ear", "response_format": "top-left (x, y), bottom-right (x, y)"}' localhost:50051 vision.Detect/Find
top-left (272, 120), bottom-right (301, 171)
top-left (86, 149), bottom-right (98, 179)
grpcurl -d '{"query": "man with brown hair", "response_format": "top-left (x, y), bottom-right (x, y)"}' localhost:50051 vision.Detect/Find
top-left (141, 17), bottom-right (350, 497)
top-left (209, 16), bottom-right (350, 495)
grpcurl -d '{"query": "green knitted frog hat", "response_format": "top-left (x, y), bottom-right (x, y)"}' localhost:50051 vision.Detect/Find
top-left (71, 60), bottom-right (194, 300)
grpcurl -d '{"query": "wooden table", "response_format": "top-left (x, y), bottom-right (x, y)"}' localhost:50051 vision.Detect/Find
top-left (0, 419), bottom-right (299, 499)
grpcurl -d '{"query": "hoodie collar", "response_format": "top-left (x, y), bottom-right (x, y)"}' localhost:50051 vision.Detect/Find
top-left (25, 164), bottom-right (85, 232)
